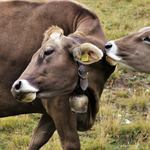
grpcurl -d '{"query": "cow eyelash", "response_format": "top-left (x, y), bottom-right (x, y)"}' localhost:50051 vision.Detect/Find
top-left (43, 50), bottom-right (54, 58)
top-left (144, 36), bottom-right (150, 42)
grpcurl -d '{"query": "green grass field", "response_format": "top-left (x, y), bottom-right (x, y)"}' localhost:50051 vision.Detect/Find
top-left (0, 0), bottom-right (150, 149)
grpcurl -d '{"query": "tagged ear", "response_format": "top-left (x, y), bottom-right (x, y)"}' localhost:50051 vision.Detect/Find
top-left (73, 43), bottom-right (103, 64)
top-left (42, 26), bottom-right (64, 45)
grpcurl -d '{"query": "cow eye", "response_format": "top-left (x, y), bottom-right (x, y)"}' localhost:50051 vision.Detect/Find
top-left (43, 50), bottom-right (54, 58)
top-left (144, 36), bottom-right (150, 42)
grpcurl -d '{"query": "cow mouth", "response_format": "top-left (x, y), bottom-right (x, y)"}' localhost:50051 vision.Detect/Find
top-left (106, 53), bottom-right (122, 66)
top-left (106, 56), bottom-right (118, 66)
top-left (16, 92), bottom-right (37, 103)
top-left (106, 55), bottom-right (136, 71)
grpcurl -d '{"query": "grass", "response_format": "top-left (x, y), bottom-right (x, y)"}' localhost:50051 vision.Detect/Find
top-left (2, 90), bottom-right (150, 149)
top-left (0, 0), bottom-right (150, 149)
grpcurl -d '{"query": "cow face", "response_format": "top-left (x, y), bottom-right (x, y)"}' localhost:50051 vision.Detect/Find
top-left (11, 26), bottom-right (103, 103)
top-left (105, 26), bottom-right (150, 73)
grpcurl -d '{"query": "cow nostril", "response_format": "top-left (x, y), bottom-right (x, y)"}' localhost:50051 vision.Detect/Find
top-left (105, 42), bottom-right (112, 51)
top-left (15, 81), bottom-right (22, 90)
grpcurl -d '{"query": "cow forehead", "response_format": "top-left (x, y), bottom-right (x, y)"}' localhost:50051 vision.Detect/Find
top-left (124, 28), bottom-right (150, 41)
top-left (50, 32), bottom-right (61, 40)
top-left (42, 34), bottom-right (63, 51)
top-left (138, 31), bottom-right (150, 40)
top-left (48, 33), bottom-right (61, 45)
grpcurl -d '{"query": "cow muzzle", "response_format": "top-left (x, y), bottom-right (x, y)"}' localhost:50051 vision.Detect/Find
top-left (11, 79), bottom-right (38, 103)
top-left (105, 41), bottom-right (122, 66)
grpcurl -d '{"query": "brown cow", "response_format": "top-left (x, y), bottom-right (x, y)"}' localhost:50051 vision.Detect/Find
top-left (105, 27), bottom-right (150, 73)
top-left (0, 0), bottom-right (115, 149)
top-left (11, 25), bottom-right (104, 149)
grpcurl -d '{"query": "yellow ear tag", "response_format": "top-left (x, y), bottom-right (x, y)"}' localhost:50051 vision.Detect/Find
top-left (81, 53), bottom-right (89, 62)
top-left (86, 72), bottom-right (89, 79)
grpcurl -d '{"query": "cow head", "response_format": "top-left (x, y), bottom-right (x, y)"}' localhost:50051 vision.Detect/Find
top-left (11, 26), bottom-right (103, 103)
top-left (105, 26), bottom-right (150, 73)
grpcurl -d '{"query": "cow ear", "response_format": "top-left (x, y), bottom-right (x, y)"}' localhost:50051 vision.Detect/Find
top-left (73, 43), bottom-right (103, 64)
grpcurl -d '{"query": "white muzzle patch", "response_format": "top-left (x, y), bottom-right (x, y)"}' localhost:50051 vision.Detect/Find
top-left (13, 79), bottom-right (39, 93)
top-left (106, 41), bottom-right (122, 66)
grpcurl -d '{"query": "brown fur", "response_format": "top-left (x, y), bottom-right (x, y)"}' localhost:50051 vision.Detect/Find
top-left (0, 1), bottom-right (115, 149)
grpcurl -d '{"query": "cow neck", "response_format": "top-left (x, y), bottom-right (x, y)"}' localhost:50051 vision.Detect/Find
top-left (68, 36), bottom-right (88, 95)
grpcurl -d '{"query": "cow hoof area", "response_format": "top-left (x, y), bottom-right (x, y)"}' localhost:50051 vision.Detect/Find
top-left (69, 95), bottom-right (88, 113)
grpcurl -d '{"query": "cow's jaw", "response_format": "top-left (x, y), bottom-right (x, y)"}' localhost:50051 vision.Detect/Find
top-left (36, 90), bottom-right (66, 99)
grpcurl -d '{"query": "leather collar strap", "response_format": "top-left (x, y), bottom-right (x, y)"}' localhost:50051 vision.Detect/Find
top-left (68, 36), bottom-right (81, 44)
top-left (68, 36), bottom-right (88, 93)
